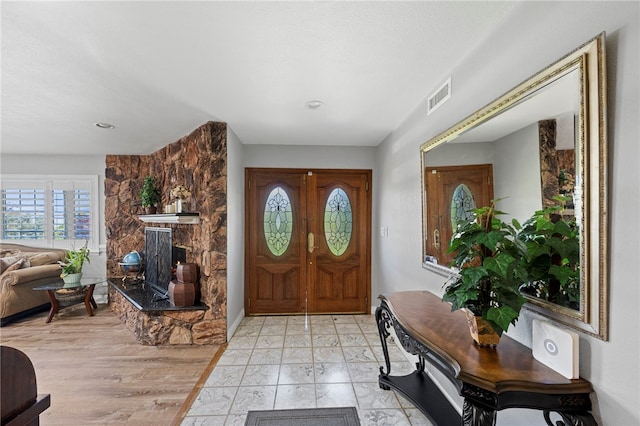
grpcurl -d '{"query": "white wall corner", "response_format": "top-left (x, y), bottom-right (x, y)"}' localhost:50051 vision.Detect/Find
top-left (227, 308), bottom-right (245, 341)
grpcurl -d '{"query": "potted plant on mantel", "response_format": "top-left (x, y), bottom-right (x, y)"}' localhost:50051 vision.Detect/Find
top-left (443, 200), bottom-right (529, 347)
top-left (139, 175), bottom-right (161, 214)
top-left (58, 241), bottom-right (91, 285)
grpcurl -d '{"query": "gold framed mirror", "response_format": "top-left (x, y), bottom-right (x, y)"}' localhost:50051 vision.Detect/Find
top-left (420, 33), bottom-right (608, 340)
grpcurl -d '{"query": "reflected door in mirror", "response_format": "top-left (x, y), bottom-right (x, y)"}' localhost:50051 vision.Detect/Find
top-left (425, 164), bottom-right (493, 265)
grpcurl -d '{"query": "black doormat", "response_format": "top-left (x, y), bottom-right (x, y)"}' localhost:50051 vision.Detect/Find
top-left (245, 407), bottom-right (360, 426)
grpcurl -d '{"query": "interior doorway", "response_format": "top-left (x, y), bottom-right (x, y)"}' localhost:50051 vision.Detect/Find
top-left (245, 168), bottom-right (372, 315)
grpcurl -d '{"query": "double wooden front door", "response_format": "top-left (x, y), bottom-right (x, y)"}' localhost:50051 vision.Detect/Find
top-left (245, 168), bottom-right (371, 315)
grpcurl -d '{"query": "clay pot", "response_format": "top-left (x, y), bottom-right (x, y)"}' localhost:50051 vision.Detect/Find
top-left (465, 310), bottom-right (501, 348)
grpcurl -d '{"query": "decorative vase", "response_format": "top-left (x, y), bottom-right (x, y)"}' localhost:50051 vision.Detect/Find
top-left (465, 310), bottom-right (501, 347)
top-left (62, 272), bottom-right (83, 286)
top-left (168, 280), bottom-right (195, 307)
top-left (144, 206), bottom-right (157, 214)
top-left (176, 263), bottom-right (198, 283)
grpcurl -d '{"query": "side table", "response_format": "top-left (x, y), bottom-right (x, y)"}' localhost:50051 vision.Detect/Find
top-left (33, 277), bottom-right (107, 323)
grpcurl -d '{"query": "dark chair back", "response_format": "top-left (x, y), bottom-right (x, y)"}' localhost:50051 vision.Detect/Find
top-left (1, 346), bottom-right (50, 426)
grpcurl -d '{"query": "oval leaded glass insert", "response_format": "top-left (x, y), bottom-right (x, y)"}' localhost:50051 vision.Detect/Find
top-left (324, 188), bottom-right (352, 256)
top-left (264, 187), bottom-right (293, 256)
top-left (450, 184), bottom-right (476, 230)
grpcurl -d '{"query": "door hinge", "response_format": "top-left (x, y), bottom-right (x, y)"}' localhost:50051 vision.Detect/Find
top-left (248, 298), bottom-right (251, 308)
top-left (248, 180), bottom-right (251, 189)
top-left (366, 181), bottom-right (369, 191)
top-left (365, 296), bottom-right (368, 310)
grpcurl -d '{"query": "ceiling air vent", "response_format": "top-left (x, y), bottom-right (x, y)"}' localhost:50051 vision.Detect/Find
top-left (427, 77), bottom-right (451, 116)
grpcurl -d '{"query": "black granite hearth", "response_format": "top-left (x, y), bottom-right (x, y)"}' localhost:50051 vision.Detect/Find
top-left (108, 279), bottom-right (207, 312)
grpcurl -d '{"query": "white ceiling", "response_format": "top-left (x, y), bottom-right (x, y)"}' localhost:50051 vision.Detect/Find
top-left (1, 1), bottom-right (520, 156)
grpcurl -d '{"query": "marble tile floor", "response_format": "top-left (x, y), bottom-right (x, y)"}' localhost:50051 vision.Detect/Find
top-left (182, 314), bottom-right (435, 426)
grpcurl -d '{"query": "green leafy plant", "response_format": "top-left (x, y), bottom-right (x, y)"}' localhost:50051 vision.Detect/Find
top-left (443, 200), bottom-right (529, 336)
top-left (139, 175), bottom-right (160, 208)
top-left (58, 241), bottom-right (91, 276)
top-left (517, 197), bottom-right (580, 309)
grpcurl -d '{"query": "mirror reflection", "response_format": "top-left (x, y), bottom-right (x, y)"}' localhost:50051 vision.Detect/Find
top-left (424, 70), bottom-right (581, 310)
top-left (421, 34), bottom-right (608, 340)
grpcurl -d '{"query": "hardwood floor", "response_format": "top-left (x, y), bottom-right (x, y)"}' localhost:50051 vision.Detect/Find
top-left (0, 303), bottom-right (221, 425)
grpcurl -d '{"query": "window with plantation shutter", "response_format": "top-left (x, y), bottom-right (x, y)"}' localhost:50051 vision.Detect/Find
top-left (1, 175), bottom-right (99, 250)
top-left (2, 188), bottom-right (46, 240)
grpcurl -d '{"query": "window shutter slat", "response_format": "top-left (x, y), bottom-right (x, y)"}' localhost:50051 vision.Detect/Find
top-left (1, 175), bottom-right (97, 248)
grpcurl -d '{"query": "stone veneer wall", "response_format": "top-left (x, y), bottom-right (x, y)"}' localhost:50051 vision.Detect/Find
top-left (105, 121), bottom-right (227, 345)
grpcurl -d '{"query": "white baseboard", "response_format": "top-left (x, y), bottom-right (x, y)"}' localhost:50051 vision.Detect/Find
top-left (227, 308), bottom-right (245, 342)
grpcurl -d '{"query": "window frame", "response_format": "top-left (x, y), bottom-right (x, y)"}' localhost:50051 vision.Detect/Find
top-left (1, 174), bottom-right (99, 251)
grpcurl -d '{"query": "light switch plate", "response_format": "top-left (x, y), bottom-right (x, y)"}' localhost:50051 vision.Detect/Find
top-left (532, 319), bottom-right (579, 379)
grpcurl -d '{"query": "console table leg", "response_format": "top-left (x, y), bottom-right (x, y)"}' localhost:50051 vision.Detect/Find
top-left (417, 354), bottom-right (426, 372)
top-left (543, 410), bottom-right (597, 426)
top-left (463, 399), bottom-right (496, 426)
top-left (375, 305), bottom-right (392, 378)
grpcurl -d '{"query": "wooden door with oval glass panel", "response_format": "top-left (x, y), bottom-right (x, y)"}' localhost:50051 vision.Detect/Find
top-left (245, 168), bottom-right (371, 315)
top-left (425, 164), bottom-right (493, 266)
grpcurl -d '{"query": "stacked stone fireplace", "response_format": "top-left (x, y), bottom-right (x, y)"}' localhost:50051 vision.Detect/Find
top-left (105, 121), bottom-right (227, 345)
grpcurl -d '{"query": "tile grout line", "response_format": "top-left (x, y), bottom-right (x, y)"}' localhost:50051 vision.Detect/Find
top-left (183, 315), bottom-right (431, 425)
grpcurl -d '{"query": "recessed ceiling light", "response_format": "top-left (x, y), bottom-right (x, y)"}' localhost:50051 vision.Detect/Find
top-left (305, 100), bottom-right (323, 110)
top-left (94, 122), bottom-right (115, 129)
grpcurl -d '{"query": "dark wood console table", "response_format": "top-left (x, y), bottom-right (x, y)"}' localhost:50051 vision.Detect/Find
top-left (375, 291), bottom-right (596, 426)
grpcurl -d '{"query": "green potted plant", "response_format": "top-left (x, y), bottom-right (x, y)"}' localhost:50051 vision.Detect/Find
top-left (443, 200), bottom-right (529, 346)
top-left (139, 175), bottom-right (161, 214)
top-left (58, 241), bottom-right (91, 284)
top-left (517, 197), bottom-right (580, 310)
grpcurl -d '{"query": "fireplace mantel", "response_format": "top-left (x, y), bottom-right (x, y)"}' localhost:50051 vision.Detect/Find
top-left (138, 213), bottom-right (200, 224)
top-left (109, 280), bottom-right (207, 312)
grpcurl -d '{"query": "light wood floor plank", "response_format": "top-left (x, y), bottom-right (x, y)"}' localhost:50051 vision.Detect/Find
top-left (0, 303), bottom-right (221, 425)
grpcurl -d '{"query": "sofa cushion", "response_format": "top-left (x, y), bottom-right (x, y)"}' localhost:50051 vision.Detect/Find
top-left (25, 252), bottom-right (63, 267)
top-left (1, 264), bottom-right (62, 287)
top-left (0, 244), bottom-right (66, 268)
top-left (0, 249), bottom-right (17, 258)
top-left (0, 257), bottom-right (29, 274)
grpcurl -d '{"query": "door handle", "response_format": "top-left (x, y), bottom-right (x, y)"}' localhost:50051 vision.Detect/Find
top-left (308, 232), bottom-right (318, 253)
top-left (433, 229), bottom-right (440, 249)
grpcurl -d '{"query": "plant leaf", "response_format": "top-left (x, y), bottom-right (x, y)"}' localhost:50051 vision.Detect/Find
top-left (483, 254), bottom-right (513, 280)
top-left (486, 305), bottom-right (519, 334)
